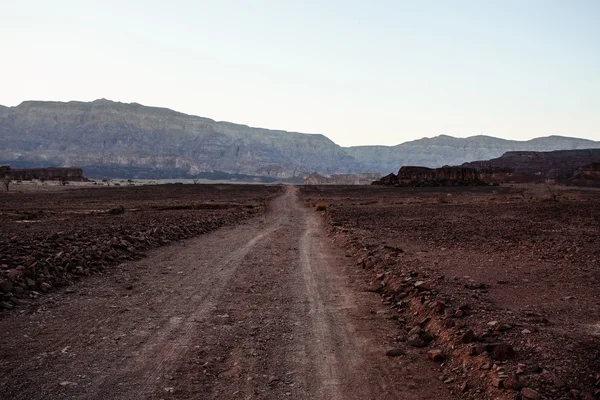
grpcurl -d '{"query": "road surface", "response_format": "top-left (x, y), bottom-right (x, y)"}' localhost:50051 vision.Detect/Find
top-left (0, 187), bottom-right (452, 399)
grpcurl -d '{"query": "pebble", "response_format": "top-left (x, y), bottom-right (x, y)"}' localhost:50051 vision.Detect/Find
top-left (385, 348), bottom-right (405, 357)
top-left (427, 349), bottom-right (445, 362)
top-left (521, 387), bottom-right (541, 399)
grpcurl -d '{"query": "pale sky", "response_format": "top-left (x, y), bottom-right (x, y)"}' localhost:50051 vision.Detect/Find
top-left (1, 0), bottom-right (599, 146)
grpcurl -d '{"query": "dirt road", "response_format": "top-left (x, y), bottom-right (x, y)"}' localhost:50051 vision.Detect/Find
top-left (0, 187), bottom-right (452, 399)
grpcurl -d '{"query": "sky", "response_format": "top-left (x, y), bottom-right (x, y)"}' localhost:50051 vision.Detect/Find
top-left (1, 0), bottom-right (599, 146)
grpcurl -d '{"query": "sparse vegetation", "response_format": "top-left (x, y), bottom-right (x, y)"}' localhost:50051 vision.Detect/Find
top-left (316, 202), bottom-right (328, 211)
top-left (2, 178), bottom-right (10, 192)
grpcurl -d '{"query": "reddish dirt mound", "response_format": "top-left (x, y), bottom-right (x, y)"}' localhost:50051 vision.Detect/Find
top-left (300, 184), bottom-right (600, 399)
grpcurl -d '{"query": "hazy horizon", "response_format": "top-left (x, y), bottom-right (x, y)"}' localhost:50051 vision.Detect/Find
top-left (2, 1), bottom-right (599, 146)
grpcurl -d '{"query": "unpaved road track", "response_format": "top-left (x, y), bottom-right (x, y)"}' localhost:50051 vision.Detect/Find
top-left (0, 187), bottom-right (453, 399)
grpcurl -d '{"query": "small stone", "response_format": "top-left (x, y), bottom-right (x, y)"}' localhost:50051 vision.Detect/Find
top-left (407, 334), bottom-right (427, 348)
top-left (40, 282), bottom-right (52, 293)
top-left (487, 320), bottom-right (498, 327)
top-left (414, 281), bottom-right (432, 291)
top-left (461, 329), bottom-right (475, 344)
top-left (0, 280), bottom-right (13, 294)
top-left (521, 387), bottom-right (541, 399)
top-left (427, 349), bottom-right (445, 362)
top-left (491, 376), bottom-right (504, 388)
top-left (503, 377), bottom-right (522, 391)
top-left (443, 377), bottom-right (455, 384)
top-left (492, 343), bottom-right (515, 361)
top-left (443, 319), bottom-right (455, 328)
top-left (0, 301), bottom-right (13, 310)
top-left (385, 348), bottom-right (406, 357)
top-left (460, 382), bottom-right (469, 392)
top-left (496, 323), bottom-right (512, 332)
top-left (408, 326), bottom-right (422, 335)
top-left (268, 376), bottom-right (280, 383)
top-left (454, 309), bottom-right (464, 318)
top-left (521, 329), bottom-right (532, 334)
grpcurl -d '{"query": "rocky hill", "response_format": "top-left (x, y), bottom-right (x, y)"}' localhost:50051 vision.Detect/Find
top-left (463, 149), bottom-right (600, 184)
top-left (0, 99), bottom-right (359, 179)
top-left (346, 135), bottom-right (600, 173)
top-left (1, 99), bottom-right (599, 179)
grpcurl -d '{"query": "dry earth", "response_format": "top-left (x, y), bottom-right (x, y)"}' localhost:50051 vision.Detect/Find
top-left (0, 186), bottom-right (456, 399)
top-left (300, 184), bottom-right (600, 400)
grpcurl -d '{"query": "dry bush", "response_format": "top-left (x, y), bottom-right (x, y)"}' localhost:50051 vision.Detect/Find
top-left (316, 202), bottom-right (328, 211)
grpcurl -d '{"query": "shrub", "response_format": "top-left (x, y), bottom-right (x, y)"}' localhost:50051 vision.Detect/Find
top-left (316, 202), bottom-right (327, 211)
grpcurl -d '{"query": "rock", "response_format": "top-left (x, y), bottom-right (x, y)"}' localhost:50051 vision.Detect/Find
top-left (0, 301), bottom-right (14, 310)
top-left (461, 329), bottom-right (475, 344)
top-left (496, 322), bottom-right (513, 332)
top-left (460, 382), bottom-right (469, 392)
top-left (40, 282), bottom-right (52, 293)
top-left (0, 280), bottom-right (13, 294)
top-left (521, 329), bottom-right (532, 334)
top-left (503, 377), bottom-right (522, 391)
top-left (414, 281), bottom-right (432, 291)
top-left (454, 309), bottom-right (464, 318)
top-left (521, 387), bottom-right (541, 399)
top-left (408, 326), bottom-right (422, 335)
top-left (407, 334), bottom-right (427, 348)
top-left (427, 349), bottom-right (445, 362)
top-left (385, 348), bottom-right (406, 357)
top-left (491, 376), bottom-right (504, 388)
top-left (443, 319), bottom-right (455, 328)
top-left (492, 343), bottom-right (515, 361)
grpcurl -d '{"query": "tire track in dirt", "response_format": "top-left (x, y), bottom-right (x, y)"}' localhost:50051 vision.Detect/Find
top-left (0, 186), bottom-right (456, 400)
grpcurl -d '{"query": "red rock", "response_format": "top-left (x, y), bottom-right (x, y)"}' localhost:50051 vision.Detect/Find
top-left (454, 309), bottom-right (464, 317)
top-left (503, 377), bottom-right (522, 391)
top-left (460, 382), bottom-right (469, 392)
top-left (492, 343), bottom-right (515, 361)
top-left (461, 329), bottom-right (475, 344)
top-left (427, 349), bottom-right (445, 362)
top-left (385, 348), bottom-right (405, 357)
top-left (521, 388), bottom-right (541, 399)
top-left (443, 319), bottom-right (455, 328)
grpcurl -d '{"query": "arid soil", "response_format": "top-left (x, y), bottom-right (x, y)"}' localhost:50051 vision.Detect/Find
top-left (300, 184), bottom-right (600, 399)
top-left (0, 185), bottom-right (457, 399)
top-left (0, 184), bottom-right (280, 300)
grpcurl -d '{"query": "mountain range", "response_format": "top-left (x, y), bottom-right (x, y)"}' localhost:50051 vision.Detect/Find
top-left (1, 99), bottom-right (599, 179)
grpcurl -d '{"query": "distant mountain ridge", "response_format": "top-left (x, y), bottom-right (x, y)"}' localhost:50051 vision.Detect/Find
top-left (0, 99), bottom-right (598, 179)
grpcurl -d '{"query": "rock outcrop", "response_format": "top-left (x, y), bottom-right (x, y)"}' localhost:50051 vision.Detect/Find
top-left (373, 166), bottom-right (485, 186)
top-left (463, 149), bottom-right (600, 183)
top-left (570, 163), bottom-right (600, 187)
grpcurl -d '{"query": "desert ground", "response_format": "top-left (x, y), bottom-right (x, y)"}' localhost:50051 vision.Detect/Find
top-left (1, 183), bottom-right (599, 399)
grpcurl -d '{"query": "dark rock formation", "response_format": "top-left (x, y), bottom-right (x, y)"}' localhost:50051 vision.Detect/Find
top-left (571, 163), bottom-right (600, 187)
top-left (373, 166), bottom-right (485, 186)
top-left (1, 165), bottom-right (85, 181)
top-left (463, 149), bottom-right (600, 183)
